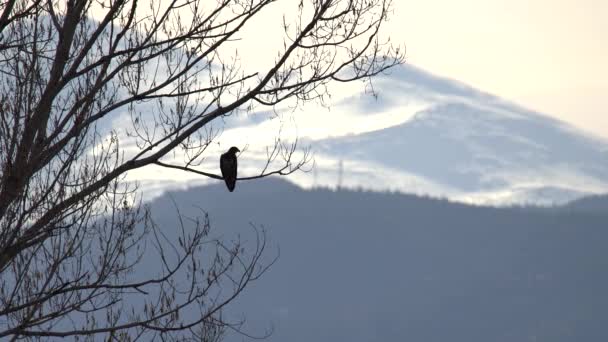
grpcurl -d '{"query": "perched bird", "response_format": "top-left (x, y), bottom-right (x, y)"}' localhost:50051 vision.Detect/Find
top-left (220, 146), bottom-right (240, 192)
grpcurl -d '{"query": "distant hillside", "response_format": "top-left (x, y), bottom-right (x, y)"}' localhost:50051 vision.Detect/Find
top-left (118, 63), bottom-right (608, 206)
top-left (310, 76), bottom-right (608, 205)
top-left (145, 178), bottom-right (608, 342)
top-left (563, 194), bottom-right (608, 213)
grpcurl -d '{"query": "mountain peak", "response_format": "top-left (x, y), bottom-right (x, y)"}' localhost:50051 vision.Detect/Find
top-left (289, 64), bottom-right (608, 205)
top-left (124, 64), bottom-right (608, 206)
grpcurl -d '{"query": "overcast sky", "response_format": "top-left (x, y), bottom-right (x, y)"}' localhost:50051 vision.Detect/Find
top-left (391, 0), bottom-right (607, 137)
top-left (93, 0), bottom-right (607, 138)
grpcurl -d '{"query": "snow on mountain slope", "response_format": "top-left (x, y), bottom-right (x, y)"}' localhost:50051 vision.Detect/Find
top-left (288, 65), bottom-right (608, 205)
top-left (115, 63), bottom-right (608, 206)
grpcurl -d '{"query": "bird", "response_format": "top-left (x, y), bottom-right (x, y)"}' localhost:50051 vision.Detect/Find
top-left (220, 146), bottom-right (240, 192)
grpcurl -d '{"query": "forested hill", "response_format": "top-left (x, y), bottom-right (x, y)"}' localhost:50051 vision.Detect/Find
top-left (148, 178), bottom-right (608, 342)
top-left (562, 194), bottom-right (608, 213)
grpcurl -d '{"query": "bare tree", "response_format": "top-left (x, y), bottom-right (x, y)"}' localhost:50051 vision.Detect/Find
top-left (0, 0), bottom-right (403, 340)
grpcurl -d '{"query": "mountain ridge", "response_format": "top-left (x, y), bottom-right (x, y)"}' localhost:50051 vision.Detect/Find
top-left (142, 178), bottom-right (608, 342)
top-left (113, 63), bottom-right (608, 206)
top-left (284, 64), bottom-right (608, 205)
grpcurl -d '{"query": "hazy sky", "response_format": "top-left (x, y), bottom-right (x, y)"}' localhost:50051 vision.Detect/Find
top-left (92, 0), bottom-right (607, 137)
top-left (392, 0), bottom-right (607, 137)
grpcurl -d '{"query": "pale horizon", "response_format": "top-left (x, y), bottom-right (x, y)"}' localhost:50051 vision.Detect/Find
top-left (88, 1), bottom-right (607, 137)
top-left (393, 0), bottom-right (608, 138)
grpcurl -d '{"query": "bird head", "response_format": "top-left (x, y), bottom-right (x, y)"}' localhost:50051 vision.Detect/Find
top-left (227, 146), bottom-right (240, 155)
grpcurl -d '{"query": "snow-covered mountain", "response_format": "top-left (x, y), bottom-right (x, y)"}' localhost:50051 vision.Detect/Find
top-left (121, 64), bottom-right (608, 206)
top-left (286, 65), bottom-right (608, 205)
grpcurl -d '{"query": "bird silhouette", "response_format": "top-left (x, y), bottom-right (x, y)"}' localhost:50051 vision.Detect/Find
top-left (220, 146), bottom-right (240, 192)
